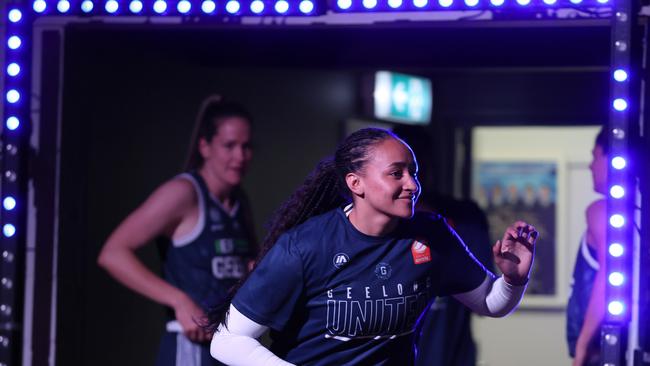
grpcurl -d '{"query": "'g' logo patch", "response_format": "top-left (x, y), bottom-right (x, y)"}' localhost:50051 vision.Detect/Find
top-left (375, 262), bottom-right (392, 280)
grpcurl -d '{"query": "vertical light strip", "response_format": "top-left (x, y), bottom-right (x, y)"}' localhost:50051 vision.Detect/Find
top-left (602, 0), bottom-right (634, 363)
top-left (606, 0), bottom-right (632, 323)
top-left (1, 1), bottom-right (32, 365)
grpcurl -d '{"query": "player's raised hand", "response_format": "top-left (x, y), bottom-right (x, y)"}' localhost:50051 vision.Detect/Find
top-left (493, 221), bottom-right (538, 285)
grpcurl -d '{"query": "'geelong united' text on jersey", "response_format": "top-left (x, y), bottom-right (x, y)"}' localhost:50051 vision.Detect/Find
top-left (233, 206), bottom-right (487, 366)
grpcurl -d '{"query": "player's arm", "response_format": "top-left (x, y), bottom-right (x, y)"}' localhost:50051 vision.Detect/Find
top-left (97, 178), bottom-right (209, 342)
top-left (573, 200), bottom-right (607, 365)
top-left (211, 305), bottom-right (295, 366)
top-left (573, 199), bottom-right (607, 366)
top-left (453, 221), bottom-right (537, 317)
top-left (453, 274), bottom-right (527, 317)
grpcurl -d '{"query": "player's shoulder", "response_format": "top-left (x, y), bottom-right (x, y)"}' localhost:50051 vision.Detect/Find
top-left (586, 199), bottom-right (606, 217)
top-left (291, 209), bottom-right (340, 239)
top-left (146, 174), bottom-right (198, 209)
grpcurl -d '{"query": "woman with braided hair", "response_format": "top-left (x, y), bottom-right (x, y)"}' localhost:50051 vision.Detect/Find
top-left (208, 128), bottom-right (538, 366)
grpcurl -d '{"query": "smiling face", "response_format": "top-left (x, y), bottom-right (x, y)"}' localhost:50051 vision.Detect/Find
top-left (351, 138), bottom-right (420, 220)
top-left (199, 116), bottom-right (253, 189)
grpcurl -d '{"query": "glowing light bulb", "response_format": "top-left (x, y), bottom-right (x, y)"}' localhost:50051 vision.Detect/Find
top-left (6, 117), bottom-right (20, 130)
top-left (609, 214), bottom-right (625, 228)
top-left (299, 0), bottom-right (314, 13)
top-left (609, 272), bottom-right (624, 286)
top-left (3, 224), bottom-right (16, 238)
top-left (8, 36), bottom-right (22, 50)
top-left (34, 0), bottom-right (47, 13)
top-left (613, 98), bottom-right (628, 111)
top-left (251, 0), bottom-right (265, 12)
top-left (612, 156), bottom-right (626, 170)
top-left (57, 0), bottom-right (71, 13)
top-left (608, 301), bottom-right (624, 315)
top-left (6, 90), bottom-right (20, 104)
top-left (610, 185), bottom-right (624, 199)
top-left (82, 0), bottom-right (95, 12)
top-left (609, 243), bottom-right (624, 257)
top-left (178, 0), bottom-right (192, 13)
top-left (614, 69), bottom-right (628, 82)
top-left (105, 0), bottom-right (119, 12)
top-left (338, 0), bottom-right (352, 9)
top-left (202, 0), bottom-right (216, 12)
top-left (7, 63), bottom-right (20, 77)
top-left (153, 0), bottom-right (168, 13)
top-left (3, 197), bottom-right (16, 211)
top-left (226, 0), bottom-right (241, 13)
top-left (275, 0), bottom-right (289, 13)
top-left (8, 9), bottom-right (23, 22)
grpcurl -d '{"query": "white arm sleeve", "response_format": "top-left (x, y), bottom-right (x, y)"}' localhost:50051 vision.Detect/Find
top-left (452, 274), bottom-right (527, 317)
top-left (210, 304), bottom-right (296, 366)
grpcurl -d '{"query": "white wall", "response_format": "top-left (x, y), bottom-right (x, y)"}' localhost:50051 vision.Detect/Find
top-left (471, 126), bottom-right (601, 366)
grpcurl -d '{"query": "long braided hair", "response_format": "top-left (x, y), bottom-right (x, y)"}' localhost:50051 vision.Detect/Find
top-left (206, 127), bottom-right (397, 331)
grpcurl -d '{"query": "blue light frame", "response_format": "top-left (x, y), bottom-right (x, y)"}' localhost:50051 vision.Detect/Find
top-left (0, 0), bottom-right (637, 365)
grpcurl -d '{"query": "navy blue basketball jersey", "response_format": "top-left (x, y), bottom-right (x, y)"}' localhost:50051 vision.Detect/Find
top-left (566, 233), bottom-right (599, 357)
top-left (159, 172), bottom-right (256, 313)
top-left (233, 205), bottom-right (487, 365)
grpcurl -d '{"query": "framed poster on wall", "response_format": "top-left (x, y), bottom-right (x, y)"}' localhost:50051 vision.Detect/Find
top-left (474, 161), bottom-right (559, 301)
top-left (470, 126), bottom-right (602, 309)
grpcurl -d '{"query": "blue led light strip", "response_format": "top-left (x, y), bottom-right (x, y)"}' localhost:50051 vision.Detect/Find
top-left (600, 0), bottom-right (635, 363)
top-left (605, 0), bottom-right (632, 324)
top-left (23, 0), bottom-right (613, 16)
top-left (1, 1), bottom-right (32, 365)
top-left (330, 0), bottom-right (611, 12)
top-left (30, 0), bottom-right (324, 16)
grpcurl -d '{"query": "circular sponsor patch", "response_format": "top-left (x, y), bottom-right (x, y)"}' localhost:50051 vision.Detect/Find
top-left (375, 262), bottom-right (392, 280)
top-left (333, 253), bottom-right (350, 268)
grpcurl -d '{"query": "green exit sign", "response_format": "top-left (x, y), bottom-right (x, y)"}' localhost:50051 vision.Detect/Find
top-left (373, 71), bottom-right (432, 125)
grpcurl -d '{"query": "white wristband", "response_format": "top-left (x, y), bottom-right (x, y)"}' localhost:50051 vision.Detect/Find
top-left (210, 305), bottom-right (296, 366)
top-left (452, 274), bottom-right (527, 317)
